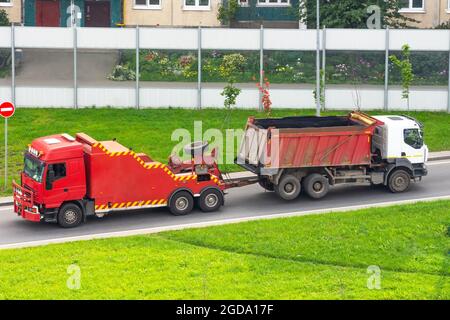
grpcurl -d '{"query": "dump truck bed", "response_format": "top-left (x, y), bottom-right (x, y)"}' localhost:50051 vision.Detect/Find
top-left (237, 112), bottom-right (383, 173)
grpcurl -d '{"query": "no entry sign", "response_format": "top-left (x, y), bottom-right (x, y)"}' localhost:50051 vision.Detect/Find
top-left (0, 102), bottom-right (15, 119)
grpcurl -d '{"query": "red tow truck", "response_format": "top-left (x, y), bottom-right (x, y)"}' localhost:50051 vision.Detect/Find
top-left (13, 133), bottom-right (229, 228)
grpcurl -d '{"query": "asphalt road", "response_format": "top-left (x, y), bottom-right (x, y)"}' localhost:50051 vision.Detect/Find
top-left (1, 160), bottom-right (450, 248)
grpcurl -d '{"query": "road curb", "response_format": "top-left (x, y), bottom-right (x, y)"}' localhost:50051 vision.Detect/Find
top-left (1, 194), bottom-right (450, 250)
top-left (1, 152), bottom-right (449, 208)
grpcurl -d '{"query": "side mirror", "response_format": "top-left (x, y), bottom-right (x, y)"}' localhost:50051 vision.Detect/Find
top-left (46, 170), bottom-right (55, 190)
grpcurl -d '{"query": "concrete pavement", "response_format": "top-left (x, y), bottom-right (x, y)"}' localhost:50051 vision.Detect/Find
top-left (0, 159), bottom-right (449, 249)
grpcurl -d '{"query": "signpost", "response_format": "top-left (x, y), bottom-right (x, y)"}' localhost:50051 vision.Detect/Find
top-left (1, 102), bottom-right (15, 190)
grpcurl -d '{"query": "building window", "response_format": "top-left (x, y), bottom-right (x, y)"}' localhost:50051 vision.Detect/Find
top-left (0, 0), bottom-right (12, 6)
top-left (257, 0), bottom-right (290, 6)
top-left (239, 0), bottom-right (249, 6)
top-left (399, 0), bottom-right (425, 12)
top-left (134, 0), bottom-right (161, 9)
top-left (184, 0), bottom-right (210, 10)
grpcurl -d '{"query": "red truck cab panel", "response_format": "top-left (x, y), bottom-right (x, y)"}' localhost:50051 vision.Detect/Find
top-left (23, 134), bottom-right (86, 209)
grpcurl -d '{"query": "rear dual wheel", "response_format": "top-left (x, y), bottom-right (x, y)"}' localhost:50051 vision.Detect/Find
top-left (275, 174), bottom-right (301, 201)
top-left (169, 191), bottom-right (194, 216)
top-left (303, 173), bottom-right (330, 199)
top-left (169, 189), bottom-right (223, 216)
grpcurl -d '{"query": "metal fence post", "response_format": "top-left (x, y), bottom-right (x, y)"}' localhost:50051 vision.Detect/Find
top-left (384, 27), bottom-right (389, 111)
top-left (11, 23), bottom-right (15, 105)
top-left (5, 24), bottom-right (15, 190)
top-left (259, 25), bottom-right (264, 112)
top-left (315, 0), bottom-right (321, 117)
top-left (197, 26), bottom-right (202, 110)
top-left (448, 30), bottom-right (450, 113)
top-left (136, 25), bottom-right (140, 110)
top-left (73, 26), bottom-right (78, 109)
top-left (322, 26), bottom-right (326, 111)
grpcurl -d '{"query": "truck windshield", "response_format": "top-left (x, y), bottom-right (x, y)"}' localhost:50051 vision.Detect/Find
top-left (404, 128), bottom-right (424, 149)
top-left (24, 154), bottom-right (45, 183)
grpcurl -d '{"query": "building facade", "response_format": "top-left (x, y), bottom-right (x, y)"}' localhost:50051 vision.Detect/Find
top-left (124, 0), bottom-right (221, 27)
top-left (400, 0), bottom-right (450, 28)
top-left (232, 0), bottom-right (301, 28)
top-left (0, 0), bottom-right (22, 24)
top-left (24, 0), bottom-right (122, 27)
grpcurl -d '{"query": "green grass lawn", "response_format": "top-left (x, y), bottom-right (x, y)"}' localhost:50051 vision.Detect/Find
top-left (0, 108), bottom-right (449, 194)
top-left (0, 200), bottom-right (448, 299)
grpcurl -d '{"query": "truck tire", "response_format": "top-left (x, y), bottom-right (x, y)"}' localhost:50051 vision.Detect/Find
top-left (303, 173), bottom-right (330, 199)
top-left (169, 191), bottom-right (194, 216)
top-left (198, 189), bottom-right (223, 212)
top-left (275, 174), bottom-right (301, 201)
top-left (58, 203), bottom-right (83, 228)
top-left (258, 178), bottom-right (275, 192)
top-left (388, 169), bottom-right (411, 193)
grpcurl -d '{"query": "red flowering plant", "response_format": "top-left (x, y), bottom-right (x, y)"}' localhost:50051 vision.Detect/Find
top-left (254, 71), bottom-right (272, 116)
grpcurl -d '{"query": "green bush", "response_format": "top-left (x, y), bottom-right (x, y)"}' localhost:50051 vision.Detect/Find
top-left (113, 49), bottom-right (448, 86)
top-left (0, 9), bottom-right (10, 26)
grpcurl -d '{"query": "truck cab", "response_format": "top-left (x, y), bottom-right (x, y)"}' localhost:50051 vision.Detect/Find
top-left (14, 134), bottom-right (86, 223)
top-left (372, 115), bottom-right (428, 174)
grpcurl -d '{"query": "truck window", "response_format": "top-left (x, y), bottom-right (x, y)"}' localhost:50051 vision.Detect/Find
top-left (404, 129), bottom-right (423, 149)
top-left (24, 155), bottom-right (45, 182)
top-left (48, 163), bottom-right (66, 181)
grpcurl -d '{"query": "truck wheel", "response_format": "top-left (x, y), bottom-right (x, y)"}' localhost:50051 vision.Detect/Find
top-left (388, 169), bottom-right (411, 193)
top-left (199, 189), bottom-right (223, 212)
top-left (58, 203), bottom-right (83, 228)
top-left (258, 178), bottom-right (275, 192)
top-left (275, 174), bottom-right (301, 201)
top-left (169, 191), bottom-right (194, 216)
top-left (303, 173), bottom-right (330, 199)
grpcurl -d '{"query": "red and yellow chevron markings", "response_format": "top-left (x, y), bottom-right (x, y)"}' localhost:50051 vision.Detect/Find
top-left (92, 141), bottom-right (223, 186)
top-left (95, 199), bottom-right (168, 211)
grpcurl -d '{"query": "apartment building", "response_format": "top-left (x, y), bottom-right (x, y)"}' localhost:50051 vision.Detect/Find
top-left (124, 0), bottom-right (221, 27)
top-left (22, 0), bottom-right (122, 27)
top-left (400, 0), bottom-right (450, 28)
top-left (232, 0), bottom-right (301, 28)
top-left (0, 0), bottom-right (22, 24)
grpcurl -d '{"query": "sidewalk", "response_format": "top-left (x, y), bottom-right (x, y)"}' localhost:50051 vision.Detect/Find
top-left (1, 151), bottom-right (449, 207)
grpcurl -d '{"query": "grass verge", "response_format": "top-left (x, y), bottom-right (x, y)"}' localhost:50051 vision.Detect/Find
top-left (0, 200), bottom-right (448, 299)
top-left (0, 108), bottom-right (449, 195)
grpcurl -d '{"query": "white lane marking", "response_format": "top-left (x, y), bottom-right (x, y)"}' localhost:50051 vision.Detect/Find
top-left (1, 194), bottom-right (450, 250)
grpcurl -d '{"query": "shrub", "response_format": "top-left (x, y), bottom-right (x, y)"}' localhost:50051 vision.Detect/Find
top-left (0, 9), bottom-right (10, 26)
top-left (108, 65), bottom-right (136, 81)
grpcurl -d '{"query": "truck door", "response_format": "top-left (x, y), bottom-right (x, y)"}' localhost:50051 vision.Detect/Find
top-left (44, 162), bottom-right (68, 207)
top-left (402, 128), bottom-right (425, 164)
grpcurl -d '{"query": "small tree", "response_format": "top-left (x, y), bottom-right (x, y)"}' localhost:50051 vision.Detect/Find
top-left (256, 71), bottom-right (272, 116)
top-left (217, 0), bottom-right (239, 26)
top-left (0, 9), bottom-right (10, 26)
top-left (390, 44), bottom-right (414, 110)
top-left (313, 69), bottom-right (325, 110)
top-left (219, 53), bottom-right (245, 110)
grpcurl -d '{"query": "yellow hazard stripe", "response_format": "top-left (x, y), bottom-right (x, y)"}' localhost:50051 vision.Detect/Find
top-left (91, 143), bottom-right (222, 186)
top-left (96, 198), bottom-right (173, 211)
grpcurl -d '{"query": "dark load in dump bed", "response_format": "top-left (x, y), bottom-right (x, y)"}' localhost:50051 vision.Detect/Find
top-left (237, 111), bottom-right (383, 173)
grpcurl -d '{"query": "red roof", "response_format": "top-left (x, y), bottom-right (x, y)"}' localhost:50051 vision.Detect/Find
top-left (31, 134), bottom-right (84, 162)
